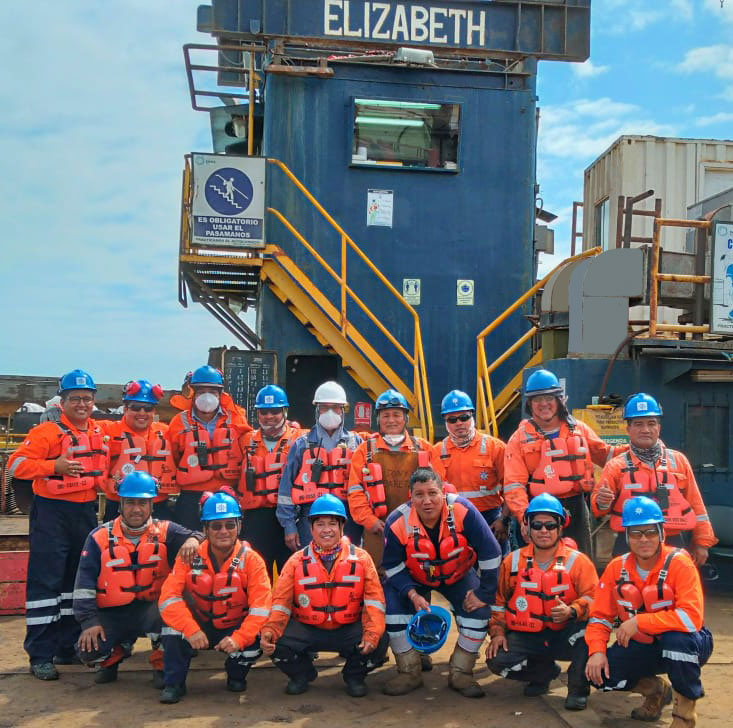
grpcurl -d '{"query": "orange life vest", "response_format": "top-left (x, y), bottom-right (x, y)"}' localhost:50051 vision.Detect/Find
top-left (404, 496), bottom-right (476, 587)
top-left (185, 543), bottom-right (250, 630)
top-left (109, 429), bottom-right (177, 498)
top-left (176, 411), bottom-right (241, 486)
top-left (240, 432), bottom-right (298, 510)
top-left (614, 549), bottom-right (679, 644)
top-left (45, 422), bottom-right (109, 495)
top-left (292, 540), bottom-right (365, 628)
top-left (505, 549), bottom-right (580, 632)
top-left (94, 520), bottom-right (170, 607)
top-left (525, 420), bottom-right (593, 497)
top-left (292, 442), bottom-right (355, 504)
top-left (439, 434), bottom-right (501, 508)
top-left (610, 451), bottom-right (696, 532)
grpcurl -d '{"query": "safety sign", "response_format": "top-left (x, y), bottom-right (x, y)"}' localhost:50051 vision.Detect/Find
top-left (367, 189), bottom-right (393, 227)
top-left (403, 278), bottom-right (421, 305)
top-left (191, 153), bottom-right (266, 248)
top-left (711, 221), bottom-right (733, 335)
top-left (354, 402), bottom-right (372, 427)
top-left (457, 279), bottom-right (474, 306)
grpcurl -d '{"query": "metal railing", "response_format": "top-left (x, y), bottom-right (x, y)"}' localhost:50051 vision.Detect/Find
top-left (476, 247), bottom-right (602, 437)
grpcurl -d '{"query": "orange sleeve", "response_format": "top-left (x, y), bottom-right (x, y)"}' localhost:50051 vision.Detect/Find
top-left (491, 437), bottom-right (506, 488)
top-left (502, 431), bottom-right (529, 519)
top-left (585, 562), bottom-right (618, 655)
top-left (577, 421), bottom-right (614, 468)
top-left (569, 552), bottom-right (600, 621)
top-left (676, 454), bottom-right (717, 549)
top-left (590, 457), bottom-right (622, 518)
top-left (166, 415), bottom-right (185, 467)
top-left (261, 553), bottom-right (298, 641)
top-left (488, 554), bottom-right (512, 637)
top-left (158, 557), bottom-right (200, 639)
top-left (346, 443), bottom-right (380, 530)
top-left (635, 553), bottom-right (704, 635)
top-left (230, 549), bottom-right (272, 649)
top-left (359, 549), bottom-right (386, 645)
top-left (7, 424), bottom-right (59, 480)
top-left (431, 441), bottom-right (447, 480)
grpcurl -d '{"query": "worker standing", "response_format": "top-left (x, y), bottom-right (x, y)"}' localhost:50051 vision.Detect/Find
top-left (7, 369), bottom-right (109, 680)
top-left (277, 381), bottom-right (363, 550)
top-left (591, 393), bottom-right (716, 562)
top-left (381, 468), bottom-right (501, 698)
top-left (585, 496), bottom-right (713, 727)
top-left (260, 495), bottom-right (387, 697)
top-left (158, 489), bottom-right (272, 703)
top-left (102, 379), bottom-right (177, 522)
top-left (486, 494), bottom-right (598, 711)
top-left (167, 365), bottom-right (250, 530)
top-left (432, 389), bottom-right (508, 554)
top-left (347, 389), bottom-right (434, 566)
top-left (239, 385), bottom-right (304, 576)
top-left (504, 369), bottom-right (617, 555)
top-left (73, 471), bottom-right (201, 685)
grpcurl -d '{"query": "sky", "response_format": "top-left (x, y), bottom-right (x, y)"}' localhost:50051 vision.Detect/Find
top-left (1, 0), bottom-right (732, 388)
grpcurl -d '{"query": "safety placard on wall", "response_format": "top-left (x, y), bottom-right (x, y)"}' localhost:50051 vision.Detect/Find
top-left (457, 279), bottom-right (474, 305)
top-left (403, 278), bottom-right (421, 305)
top-left (191, 153), bottom-right (266, 248)
top-left (711, 221), bottom-right (733, 335)
top-left (367, 189), bottom-right (393, 227)
top-left (353, 401), bottom-right (372, 427)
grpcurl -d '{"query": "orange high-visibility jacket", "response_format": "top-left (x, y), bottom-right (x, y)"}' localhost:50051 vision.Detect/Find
top-left (591, 444), bottom-right (716, 548)
top-left (585, 544), bottom-right (704, 656)
top-left (7, 414), bottom-right (107, 502)
top-left (503, 419), bottom-right (615, 520)
top-left (490, 540), bottom-right (598, 638)
top-left (263, 538), bottom-right (386, 647)
top-left (347, 434), bottom-right (433, 530)
top-left (158, 539), bottom-right (272, 649)
top-left (432, 432), bottom-right (505, 512)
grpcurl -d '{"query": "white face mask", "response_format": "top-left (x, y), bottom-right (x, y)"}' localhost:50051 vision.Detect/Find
top-left (383, 434), bottom-right (406, 446)
top-left (195, 392), bottom-right (220, 413)
top-left (318, 410), bottom-right (342, 430)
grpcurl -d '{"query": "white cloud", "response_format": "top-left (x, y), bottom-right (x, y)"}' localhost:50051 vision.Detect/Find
top-left (573, 60), bottom-right (610, 79)
top-left (704, 0), bottom-right (733, 23)
top-left (677, 44), bottom-right (733, 79)
top-left (696, 111), bottom-right (733, 126)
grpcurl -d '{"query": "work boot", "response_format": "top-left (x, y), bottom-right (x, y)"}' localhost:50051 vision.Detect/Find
top-left (631, 676), bottom-right (673, 721)
top-left (382, 649), bottom-right (423, 696)
top-left (669, 691), bottom-right (697, 728)
top-left (285, 665), bottom-right (317, 695)
top-left (564, 693), bottom-right (588, 711)
top-left (448, 646), bottom-right (484, 698)
top-left (94, 663), bottom-right (119, 684)
top-left (420, 653), bottom-right (433, 672)
top-left (344, 678), bottom-right (368, 697)
top-left (523, 662), bottom-right (561, 697)
top-left (160, 684), bottom-right (186, 704)
top-left (226, 678), bottom-right (247, 692)
top-left (29, 662), bottom-right (59, 681)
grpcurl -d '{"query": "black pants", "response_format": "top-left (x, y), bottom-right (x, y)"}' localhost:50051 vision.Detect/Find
top-left (487, 622), bottom-right (590, 695)
top-left (174, 490), bottom-right (206, 531)
top-left (76, 600), bottom-right (161, 666)
top-left (25, 496), bottom-right (97, 664)
top-left (272, 620), bottom-right (388, 683)
top-left (240, 507), bottom-right (291, 577)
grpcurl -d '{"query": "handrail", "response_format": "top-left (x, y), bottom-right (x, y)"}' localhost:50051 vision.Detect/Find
top-left (476, 247), bottom-right (602, 437)
top-left (265, 158), bottom-right (433, 440)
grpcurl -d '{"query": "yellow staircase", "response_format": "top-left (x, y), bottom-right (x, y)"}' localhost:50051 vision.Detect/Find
top-left (178, 156), bottom-right (433, 439)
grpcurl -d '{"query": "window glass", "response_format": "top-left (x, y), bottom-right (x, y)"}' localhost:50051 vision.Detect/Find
top-left (352, 99), bottom-right (460, 171)
top-left (595, 197), bottom-right (610, 250)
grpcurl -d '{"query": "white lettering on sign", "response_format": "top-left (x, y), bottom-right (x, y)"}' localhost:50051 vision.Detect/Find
top-left (324, 2), bottom-right (493, 47)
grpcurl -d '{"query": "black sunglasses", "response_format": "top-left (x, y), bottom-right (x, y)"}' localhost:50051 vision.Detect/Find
top-left (208, 521), bottom-right (238, 531)
top-left (128, 403), bottom-right (154, 412)
top-left (445, 414), bottom-right (472, 424)
top-left (258, 408), bottom-right (284, 415)
top-left (529, 520), bottom-right (559, 531)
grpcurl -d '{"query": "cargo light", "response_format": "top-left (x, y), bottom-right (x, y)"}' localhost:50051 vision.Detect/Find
top-left (355, 99), bottom-right (441, 110)
top-left (355, 116), bottom-right (424, 127)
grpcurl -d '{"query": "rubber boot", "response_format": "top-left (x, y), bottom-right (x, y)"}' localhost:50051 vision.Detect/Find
top-left (382, 649), bottom-right (423, 696)
top-left (420, 653), bottom-right (433, 672)
top-left (631, 676), bottom-right (673, 721)
top-left (669, 691), bottom-right (697, 728)
top-left (448, 646), bottom-right (484, 698)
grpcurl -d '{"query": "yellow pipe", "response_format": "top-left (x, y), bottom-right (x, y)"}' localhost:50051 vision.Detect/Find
top-left (248, 51), bottom-right (255, 156)
top-left (656, 273), bottom-right (711, 283)
top-left (655, 218), bottom-right (711, 229)
top-left (655, 324), bottom-right (710, 333)
top-left (340, 234), bottom-right (347, 333)
top-left (487, 327), bottom-right (538, 374)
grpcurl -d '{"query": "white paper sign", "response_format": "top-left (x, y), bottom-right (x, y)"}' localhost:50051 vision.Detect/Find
top-left (457, 279), bottom-right (474, 306)
top-left (367, 189), bottom-right (393, 227)
top-left (711, 222), bottom-right (733, 335)
top-left (403, 278), bottom-right (421, 304)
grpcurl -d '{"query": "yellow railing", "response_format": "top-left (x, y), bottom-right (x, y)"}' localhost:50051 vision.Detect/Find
top-left (476, 247), bottom-right (602, 437)
top-left (265, 159), bottom-right (433, 440)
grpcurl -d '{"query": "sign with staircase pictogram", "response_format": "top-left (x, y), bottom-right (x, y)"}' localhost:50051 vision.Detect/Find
top-left (191, 153), bottom-right (266, 248)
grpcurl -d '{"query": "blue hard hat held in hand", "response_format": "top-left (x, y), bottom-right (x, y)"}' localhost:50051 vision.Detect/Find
top-left (117, 471), bottom-right (159, 499)
top-left (623, 393), bottom-right (663, 420)
top-left (406, 605), bottom-right (452, 654)
top-left (58, 369), bottom-right (97, 394)
top-left (621, 495), bottom-right (664, 528)
top-left (255, 385), bottom-right (289, 408)
top-left (309, 494), bottom-right (347, 520)
top-left (440, 389), bottom-right (475, 415)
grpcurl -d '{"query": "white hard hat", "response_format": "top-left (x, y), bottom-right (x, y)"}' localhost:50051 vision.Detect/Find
top-left (313, 381), bottom-right (348, 405)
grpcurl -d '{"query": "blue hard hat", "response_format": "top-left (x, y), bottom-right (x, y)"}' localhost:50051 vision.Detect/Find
top-left (525, 493), bottom-right (565, 521)
top-left (524, 369), bottom-right (562, 397)
top-left (255, 385), bottom-right (289, 408)
top-left (441, 389), bottom-right (475, 415)
top-left (375, 389), bottom-right (410, 412)
top-left (624, 393), bottom-right (663, 420)
top-left (123, 379), bottom-right (163, 405)
top-left (58, 369), bottom-right (97, 394)
top-left (309, 494), bottom-right (347, 520)
top-left (201, 491), bottom-right (242, 521)
top-left (190, 365), bottom-right (224, 387)
top-left (117, 471), bottom-right (159, 499)
top-left (406, 605), bottom-right (452, 654)
top-left (621, 496), bottom-right (664, 528)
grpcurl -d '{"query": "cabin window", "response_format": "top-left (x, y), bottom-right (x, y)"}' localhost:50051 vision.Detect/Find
top-left (685, 403), bottom-right (729, 471)
top-left (594, 197), bottom-right (610, 250)
top-left (351, 98), bottom-right (460, 171)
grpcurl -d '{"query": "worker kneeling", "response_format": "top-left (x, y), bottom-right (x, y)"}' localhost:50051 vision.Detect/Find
top-left (382, 468), bottom-right (502, 698)
top-left (73, 471), bottom-right (202, 685)
top-left (585, 496), bottom-right (713, 727)
top-left (486, 494), bottom-right (598, 710)
top-left (158, 489), bottom-right (272, 703)
top-left (260, 494), bottom-right (388, 697)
